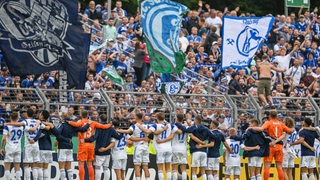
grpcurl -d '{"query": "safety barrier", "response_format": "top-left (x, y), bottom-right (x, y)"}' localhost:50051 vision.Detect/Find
top-left (1, 87), bottom-right (320, 126)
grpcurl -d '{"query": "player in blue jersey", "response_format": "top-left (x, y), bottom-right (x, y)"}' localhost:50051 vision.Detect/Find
top-left (138, 112), bottom-right (178, 180)
top-left (0, 112), bottom-right (24, 179)
top-left (55, 112), bottom-right (90, 180)
top-left (85, 114), bottom-right (122, 180)
top-left (176, 115), bottom-right (218, 180)
top-left (290, 118), bottom-right (320, 180)
top-left (201, 120), bottom-right (232, 180)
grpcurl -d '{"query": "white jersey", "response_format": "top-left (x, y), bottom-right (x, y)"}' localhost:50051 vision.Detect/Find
top-left (23, 118), bottom-right (45, 146)
top-left (129, 124), bottom-right (149, 149)
top-left (149, 123), bottom-right (177, 152)
top-left (111, 135), bottom-right (129, 160)
top-left (283, 130), bottom-right (299, 155)
top-left (224, 138), bottom-right (243, 167)
top-left (3, 125), bottom-right (24, 152)
top-left (172, 126), bottom-right (188, 152)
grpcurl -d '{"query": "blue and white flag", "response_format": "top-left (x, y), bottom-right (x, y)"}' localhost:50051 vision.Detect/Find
top-left (0, 0), bottom-right (90, 89)
top-left (222, 16), bottom-right (274, 69)
top-left (141, 0), bottom-right (187, 74)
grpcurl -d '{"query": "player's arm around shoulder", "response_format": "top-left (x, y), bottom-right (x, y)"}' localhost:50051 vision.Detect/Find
top-left (93, 121), bottom-right (111, 129)
top-left (68, 119), bottom-right (83, 127)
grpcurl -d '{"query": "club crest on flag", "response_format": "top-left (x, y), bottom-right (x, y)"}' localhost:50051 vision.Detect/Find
top-left (222, 16), bottom-right (274, 69)
top-left (0, 0), bottom-right (74, 67)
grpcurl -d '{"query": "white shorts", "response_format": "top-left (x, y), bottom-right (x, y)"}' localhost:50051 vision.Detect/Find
top-left (23, 145), bottom-right (40, 163)
top-left (172, 151), bottom-right (187, 164)
top-left (191, 152), bottom-right (207, 168)
top-left (248, 156), bottom-right (263, 167)
top-left (156, 151), bottom-right (172, 164)
top-left (40, 150), bottom-right (53, 163)
top-left (206, 157), bottom-right (220, 170)
top-left (4, 150), bottom-right (21, 163)
top-left (133, 146), bottom-right (149, 164)
top-left (58, 149), bottom-right (74, 162)
top-left (301, 156), bottom-right (316, 168)
top-left (112, 159), bottom-right (127, 170)
top-left (224, 166), bottom-right (241, 175)
top-left (283, 153), bottom-right (295, 168)
top-left (94, 155), bottom-right (111, 167)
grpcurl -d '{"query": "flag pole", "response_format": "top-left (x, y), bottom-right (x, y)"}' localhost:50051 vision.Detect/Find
top-left (284, 0), bottom-right (288, 16)
top-left (59, 70), bottom-right (68, 103)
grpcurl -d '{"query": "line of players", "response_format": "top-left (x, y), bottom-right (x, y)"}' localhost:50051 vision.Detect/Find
top-left (1, 108), bottom-right (320, 180)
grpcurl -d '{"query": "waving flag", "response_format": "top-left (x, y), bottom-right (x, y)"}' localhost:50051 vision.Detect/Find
top-left (141, 0), bottom-right (187, 74)
top-left (0, 0), bottom-right (90, 89)
top-left (101, 66), bottom-right (124, 87)
top-left (222, 16), bottom-right (274, 69)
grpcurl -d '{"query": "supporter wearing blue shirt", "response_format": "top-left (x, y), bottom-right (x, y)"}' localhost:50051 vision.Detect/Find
top-left (117, 17), bottom-right (129, 35)
top-left (290, 118), bottom-right (320, 180)
top-left (295, 15), bottom-right (307, 32)
top-left (113, 54), bottom-right (128, 74)
top-left (187, 27), bottom-right (202, 43)
top-left (303, 53), bottom-right (318, 69)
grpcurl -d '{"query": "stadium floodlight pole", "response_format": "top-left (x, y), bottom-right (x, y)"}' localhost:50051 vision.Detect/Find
top-left (108, 0), bottom-right (111, 20)
top-left (284, 0), bottom-right (288, 16)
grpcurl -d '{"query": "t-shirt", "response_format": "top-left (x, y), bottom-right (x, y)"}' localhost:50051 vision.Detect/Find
top-left (111, 134), bottom-right (129, 160)
top-left (129, 124), bottom-right (149, 149)
top-left (299, 129), bottom-right (319, 156)
top-left (172, 129), bottom-right (188, 152)
top-left (208, 129), bottom-right (225, 158)
top-left (224, 138), bottom-right (244, 167)
top-left (274, 54), bottom-right (291, 73)
top-left (3, 125), bottom-right (24, 152)
top-left (23, 119), bottom-right (46, 146)
top-left (149, 123), bottom-right (177, 152)
top-left (261, 119), bottom-right (291, 139)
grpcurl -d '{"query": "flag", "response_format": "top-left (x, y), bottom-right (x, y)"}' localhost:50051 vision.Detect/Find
top-left (156, 81), bottom-right (183, 95)
top-left (222, 16), bottom-right (274, 69)
top-left (0, 0), bottom-right (90, 89)
top-left (101, 66), bottom-right (124, 87)
top-left (141, 0), bottom-right (187, 74)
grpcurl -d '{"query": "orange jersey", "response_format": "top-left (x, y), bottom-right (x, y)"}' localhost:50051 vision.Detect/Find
top-left (68, 118), bottom-right (111, 146)
top-left (261, 119), bottom-right (291, 139)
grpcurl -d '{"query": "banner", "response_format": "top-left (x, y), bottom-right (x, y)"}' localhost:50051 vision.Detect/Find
top-left (101, 66), bottom-right (124, 87)
top-left (221, 16), bottom-right (274, 69)
top-left (0, 0), bottom-right (90, 89)
top-left (141, 0), bottom-right (187, 74)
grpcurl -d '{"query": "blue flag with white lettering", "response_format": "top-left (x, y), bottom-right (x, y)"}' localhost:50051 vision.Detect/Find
top-left (0, 0), bottom-right (90, 89)
top-left (222, 16), bottom-right (274, 69)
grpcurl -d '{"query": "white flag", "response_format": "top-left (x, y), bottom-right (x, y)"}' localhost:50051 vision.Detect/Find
top-left (222, 16), bottom-right (274, 68)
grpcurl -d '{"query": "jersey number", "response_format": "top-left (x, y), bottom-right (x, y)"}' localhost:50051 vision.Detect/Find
top-left (178, 133), bottom-right (185, 141)
top-left (10, 129), bottom-right (23, 141)
top-left (230, 143), bottom-right (239, 154)
top-left (29, 124), bottom-right (36, 135)
top-left (84, 127), bottom-right (93, 138)
top-left (139, 132), bottom-right (145, 138)
top-left (161, 131), bottom-right (166, 139)
top-left (117, 137), bottom-right (126, 147)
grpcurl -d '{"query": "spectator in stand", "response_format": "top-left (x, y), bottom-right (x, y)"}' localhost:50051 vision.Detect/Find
top-left (84, 1), bottom-right (102, 22)
top-left (203, 26), bottom-right (219, 53)
top-left (133, 41), bottom-right (145, 86)
top-left (103, 18), bottom-right (117, 41)
top-left (185, 10), bottom-right (200, 35)
top-left (228, 72), bottom-right (244, 95)
top-left (118, 17), bottom-right (129, 35)
top-left (205, 9), bottom-right (222, 36)
top-left (295, 15), bottom-right (308, 33)
top-left (113, 0), bottom-right (127, 17)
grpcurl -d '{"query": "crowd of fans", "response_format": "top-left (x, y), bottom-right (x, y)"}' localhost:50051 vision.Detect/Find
top-left (1, 0), bottom-right (320, 133)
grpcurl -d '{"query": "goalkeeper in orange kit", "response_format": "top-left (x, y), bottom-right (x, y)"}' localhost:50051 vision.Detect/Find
top-left (68, 110), bottom-right (111, 180)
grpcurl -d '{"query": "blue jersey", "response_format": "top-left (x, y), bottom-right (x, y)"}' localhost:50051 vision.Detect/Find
top-left (299, 129), bottom-right (319, 156)
top-left (208, 129), bottom-right (225, 158)
top-left (56, 122), bottom-right (89, 149)
top-left (88, 125), bottom-right (122, 156)
top-left (295, 22), bottom-right (307, 32)
top-left (175, 123), bottom-right (215, 153)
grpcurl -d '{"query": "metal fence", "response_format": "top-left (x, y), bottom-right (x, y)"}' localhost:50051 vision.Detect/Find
top-left (1, 87), bottom-right (320, 128)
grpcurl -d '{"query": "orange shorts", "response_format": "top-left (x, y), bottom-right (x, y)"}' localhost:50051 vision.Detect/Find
top-left (264, 144), bottom-right (283, 163)
top-left (77, 144), bottom-right (95, 161)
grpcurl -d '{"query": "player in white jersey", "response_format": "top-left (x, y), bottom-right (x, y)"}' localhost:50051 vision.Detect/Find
top-left (139, 112), bottom-right (178, 180)
top-left (282, 117), bottom-right (298, 180)
top-left (111, 120), bottom-right (132, 180)
top-left (6, 108), bottom-right (47, 180)
top-left (224, 128), bottom-right (260, 180)
top-left (171, 114), bottom-right (188, 180)
top-left (118, 112), bottom-right (160, 180)
top-left (0, 112), bottom-right (28, 180)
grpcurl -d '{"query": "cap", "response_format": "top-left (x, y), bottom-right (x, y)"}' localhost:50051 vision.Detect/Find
top-left (191, 78), bottom-right (198, 82)
top-left (116, 34), bottom-right (124, 39)
top-left (92, 93), bottom-right (101, 100)
top-left (219, 114), bottom-right (226, 118)
top-left (147, 97), bottom-right (153, 101)
top-left (95, 4), bottom-right (102, 8)
top-left (299, 15), bottom-right (305, 18)
top-left (116, 66), bottom-right (124, 70)
top-left (1, 66), bottom-right (8, 71)
top-left (111, 10), bottom-right (117, 12)
top-left (212, 41), bottom-right (218, 46)
top-left (221, 77), bottom-right (228, 82)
